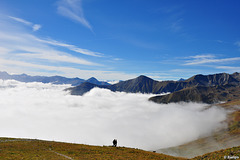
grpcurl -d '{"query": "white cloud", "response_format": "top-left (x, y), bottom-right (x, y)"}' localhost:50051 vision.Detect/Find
top-left (184, 54), bottom-right (240, 65)
top-left (235, 41), bottom-right (240, 47)
top-left (0, 46), bottom-right (11, 54)
top-left (188, 54), bottom-right (215, 59)
top-left (113, 58), bottom-right (123, 61)
top-left (8, 16), bottom-right (32, 25)
top-left (33, 24), bottom-right (42, 31)
top-left (0, 80), bottom-right (227, 150)
top-left (0, 32), bottom-right (99, 66)
top-left (57, 0), bottom-right (92, 30)
top-left (8, 16), bottom-right (41, 31)
top-left (216, 66), bottom-right (240, 72)
top-left (170, 18), bottom-right (183, 32)
top-left (0, 14), bottom-right (133, 80)
top-left (36, 38), bottom-right (103, 57)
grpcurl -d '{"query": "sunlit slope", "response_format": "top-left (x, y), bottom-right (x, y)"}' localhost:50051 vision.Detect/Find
top-left (0, 138), bottom-right (185, 160)
top-left (1, 137), bottom-right (239, 160)
top-left (193, 146), bottom-right (240, 160)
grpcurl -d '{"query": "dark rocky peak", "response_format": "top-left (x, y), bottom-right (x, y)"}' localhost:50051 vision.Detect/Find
top-left (87, 77), bottom-right (99, 83)
top-left (178, 78), bottom-right (185, 82)
top-left (115, 75), bottom-right (155, 86)
top-left (208, 73), bottom-right (239, 85)
top-left (186, 73), bottom-right (239, 86)
top-left (86, 77), bottom-right (110, 86)
top-left (186, 74), bottom-right (208, 85)
top-left (66, 82), bottom-right (99, 96)
top-left (133, 75), bottom-right (155, 83)
top-left (232, 72), bottom-right (240, 81)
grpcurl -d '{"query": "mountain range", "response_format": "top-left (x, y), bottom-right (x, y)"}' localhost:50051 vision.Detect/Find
top-left (66, 72), bottom-right (240, 104)
top-left (1, 71), bottom-right (240, 104)
top-left (0, 71), bottom-right (110, 86)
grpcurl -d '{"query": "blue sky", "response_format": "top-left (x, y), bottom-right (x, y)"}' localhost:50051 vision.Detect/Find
top-left (0, 0), bottom-right (240, 80)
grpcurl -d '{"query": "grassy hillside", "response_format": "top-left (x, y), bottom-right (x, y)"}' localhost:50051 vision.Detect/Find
top-left (0, 137), bottom-right (239, 160)
top-left (193, 146), bottom-right (240, 160)
top-left (0, 137), bottom-right (185, 160)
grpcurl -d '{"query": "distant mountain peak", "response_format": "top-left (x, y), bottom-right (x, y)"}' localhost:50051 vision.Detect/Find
top-left (88, 77), bottom-right (97, 80)
top-left (87, 77), bottom-right (98, 82)
top-left (86, 77), bottom-right (110, 86)
top-left (135, 75), bottom-right (154, 81)
top-left (178, 78), bottom-right (185, 82)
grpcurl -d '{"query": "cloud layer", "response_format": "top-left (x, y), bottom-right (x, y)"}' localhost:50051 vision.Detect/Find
top-left (0, 80), bottom-right (227, 150)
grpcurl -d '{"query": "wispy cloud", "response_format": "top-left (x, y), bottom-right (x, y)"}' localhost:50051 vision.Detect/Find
top-left (216, 66), bottom-right (240, 72)
top-left (157, 4), bottom-right (185, 33)
top-left (0, 32), bottom-right (99, 66)
top-left (0, 14), bottom-right (136, 80)
top-left (35, 38), bottom-right (103, 57)
top-left (184, 54), bottom-right (240, 65)
top-left (188, 54), bottom-right (215, 59)
top-left (234, 41), bottom-right (240, 52)
top-left (170, 18), bottom-right (183, 32)
top-left (235, 41), bottom-right (240, 48)
top-left (57, 0), bottom-right (92, 31)
top-left (8, 16), bottom-right (42, 31)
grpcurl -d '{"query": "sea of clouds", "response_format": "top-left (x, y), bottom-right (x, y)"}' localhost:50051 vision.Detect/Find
top-left (0, 80), bottom-right (228, 150)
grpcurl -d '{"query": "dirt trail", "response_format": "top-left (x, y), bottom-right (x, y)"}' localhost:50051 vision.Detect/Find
top-left (49, 149), bottom-right (73, 160)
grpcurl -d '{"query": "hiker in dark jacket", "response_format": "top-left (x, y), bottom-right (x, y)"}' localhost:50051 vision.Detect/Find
top-left (113, 139), bottom-right (117, 147)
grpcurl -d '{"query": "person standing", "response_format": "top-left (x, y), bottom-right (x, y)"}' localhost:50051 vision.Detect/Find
top-left (113, 139), bottom-right (117, 147)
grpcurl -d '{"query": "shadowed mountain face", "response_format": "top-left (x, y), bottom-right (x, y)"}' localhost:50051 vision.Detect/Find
top-left (149, 73), bottom-right (240, 104)
top-left (65, 75), bottom-right (159, 95)
top-left (67, 73), bottom-right (240, 104)
top-left (0, 71), bottom-right (110, 86)
top-left (110, 75), bottom-right (160, 93)
top-left (185, 73), bottom-right (239, 86)
top-left (149, 85), bottom-right (240, 104)
top-left (232, 72), bottom-right (240, 81)
top-left (66, 82), bottom-right (100, 95)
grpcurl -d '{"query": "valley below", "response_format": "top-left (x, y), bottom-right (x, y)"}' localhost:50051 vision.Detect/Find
top-left (0, 72), bottom-right (240, 159)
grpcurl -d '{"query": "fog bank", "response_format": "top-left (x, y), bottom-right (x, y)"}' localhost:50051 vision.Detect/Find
top-left (0, 80), bottom-right (227, 150)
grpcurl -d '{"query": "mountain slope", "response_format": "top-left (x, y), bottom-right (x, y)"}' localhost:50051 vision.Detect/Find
top-left (185, 73), bottom-right (239, 86)
top-left (149, 84), bottom-right (240, 104)
top-left (67, 73), bottom-right (240, 100)
top-left (0, 137), bottom-right (239, 159)
top-left (0, 137), bottom-right (185, 160)
top-left (65, 82), bottom-right (102, 95)
top-left (149, 73), bottom-right (240, 104)
top-left (110, 75), bottom-right (160, 93)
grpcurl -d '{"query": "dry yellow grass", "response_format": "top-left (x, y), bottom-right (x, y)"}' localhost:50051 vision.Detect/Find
top-left (193, 146), bottom-right (240, 160)
top-left (0, 137), bottom-right (186, 160)
top-left (1, 137), bottom-right (239, 160)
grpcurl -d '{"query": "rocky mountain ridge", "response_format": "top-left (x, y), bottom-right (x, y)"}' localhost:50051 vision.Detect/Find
top-left (67, 72), bottom-right (240, 104)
